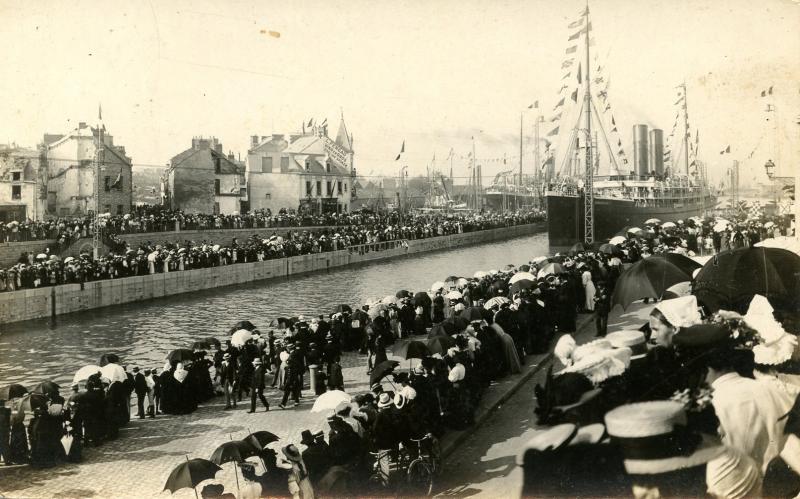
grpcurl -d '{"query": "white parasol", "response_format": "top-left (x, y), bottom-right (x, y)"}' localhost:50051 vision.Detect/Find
top-left (509, 272), bottom-right (536, 284)
top-left (100, 363), bottom-right (127, 384)
top-left (73, 365), bottom-right (102, 384)
top-left (311, 390), bottom-right (351, 413)
top-left (230, 329), bottom-right (253, 347)
top-left (445, 290), bottom-right (462, 300)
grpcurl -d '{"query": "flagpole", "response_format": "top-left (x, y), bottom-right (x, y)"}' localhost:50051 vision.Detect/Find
top-left (518, 112), bottom-right (523, 211)
top-left (93, 105), bottom-right (104, 260)
top-left (682, 81), bottom-right (690, 176)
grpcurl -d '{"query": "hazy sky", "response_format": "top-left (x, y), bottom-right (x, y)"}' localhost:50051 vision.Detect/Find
top-left (0, 0), bottom-right (797, 187)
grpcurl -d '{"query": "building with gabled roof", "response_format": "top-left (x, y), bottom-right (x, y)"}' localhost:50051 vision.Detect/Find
top-left (42, 121), bottom-right (133, 216)
top-left (165, 137), bottom-right (245, 214)
top-left (246, 113), bottom-right (354, 214)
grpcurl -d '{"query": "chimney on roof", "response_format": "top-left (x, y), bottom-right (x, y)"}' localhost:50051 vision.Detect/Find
top-left (78, 122), bottom-right (87, 129)
top-left (251, 135), bottom-right (259, 148)
top-left (228, 151), bottom-right (235, 161)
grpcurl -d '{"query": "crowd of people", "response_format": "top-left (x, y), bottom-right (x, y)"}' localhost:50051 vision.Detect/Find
top-left (1, 214), bottom-right (798, 498)
top-left (0, 210), bottom-right (544, 292)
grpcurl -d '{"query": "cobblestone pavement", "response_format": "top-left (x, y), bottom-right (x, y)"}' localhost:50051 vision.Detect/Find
top-left (0, 307), bottom-right (635, 499)
top-left (0, 351), bottom-right (376, 499)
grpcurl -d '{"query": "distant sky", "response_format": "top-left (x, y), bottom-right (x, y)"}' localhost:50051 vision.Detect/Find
top-left (0, 0), bottom-right (797, 187)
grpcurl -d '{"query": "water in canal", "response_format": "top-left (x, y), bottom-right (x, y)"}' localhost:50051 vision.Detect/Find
top-left (0, 232), bottom-right (549, 388)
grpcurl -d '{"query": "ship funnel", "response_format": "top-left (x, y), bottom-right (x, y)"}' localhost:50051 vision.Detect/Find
top-left (649, 129), bottom-right (664, 176)
top-left (633, 124), bottom-right (649, 177)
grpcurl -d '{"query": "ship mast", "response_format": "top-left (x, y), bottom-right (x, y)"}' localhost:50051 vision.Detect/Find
top-left (583, 1), bottom-right (594, 243)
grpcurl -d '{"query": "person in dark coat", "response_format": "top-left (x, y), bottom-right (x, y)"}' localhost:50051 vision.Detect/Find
top-left (279, 343), bottom-right (303, 409)
top-left (398, 299), bottom-right (416, 338)
top-left (413, 306), bottom-right (427, 336)
top-left (327, 359), bottom-right (344, 391)
top-left (300, 429), bottom-right (333, 486)
top-left (151, 367), bottom-right (162, 414)
top-left (133, 367), bottom-right (148, 419)
top-left (9, 408), bottom-right (28, 464)
top-left (248, 358), bottom-right (269, 413)
top-left (219, 353), bottom-right (237, 409)
top-left (0, 401), bottom-right (11, 465)
top-left (28, 406), bottom-right (64, 468)
top-left (593, 281), bottom-right (611, 337)
top-left (432, 292), bottom-right (445, 323)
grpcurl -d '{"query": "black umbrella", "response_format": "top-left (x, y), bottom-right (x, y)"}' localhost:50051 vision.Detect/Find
top-left (209, 440), bottom-right (260, 465)
top-left (395, 290), bottom-right (412, 299)
top-left (31, 381), bottom-right (60, 399)
top-left (693, 247), bottom-right (800, 313)
top-left (598, 243), bottom-right (623, 257)
top-left (335, 304), bottom-right (352, 314)
top-left (203, 337), bottom-right (221, 348)
top-left (20, 393), bottom-right (49, 412)
top-left (413, 291), bottom-right (432, 308)
top-left (231, 320), bottom-right (257, 332)
top-left (191, 340), bottom-right (211, 350)
top-left (163, 458), bottom-right (221, 494)
top-left (0, 384), bottom-right (28, 401)
top-left (427, 324), bottom-right (451, 339)
top-left (510, 279), bottom-right (536, 294)
top-left (653, 253), bottom-right (702, 277)
top-left (244, 431), bottom-right (280, 450)
top-left (99, 353), bottom-right (120, 367)
top-left (167, 349), bottom-right (196, 363)
top-left (426, 335), bottom-right (455, 355)
top-left (370, 360), bottom-right (400, 386)
top-left (392, 340), bottom-right (430, 360)
top-left (519, 264), bottom-right (531, 272)
top-left (611, 257), bottom-right (693, 310)
top-left (460, 306), bottom-right (484, 322)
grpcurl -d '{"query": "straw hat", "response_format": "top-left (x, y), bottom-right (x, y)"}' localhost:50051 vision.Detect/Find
top-left (606, 330), bottom-right (648, 359)
top-left (605, 401), bottom-right (724, 475)
top-left (282, 444), bottom-right (302, 463)
top-left (448, 363), bottom-right (466, 382)
top-left (377, 392), bottom-right (393, 409)
top-left (560, 352), bottom-right (626, 385)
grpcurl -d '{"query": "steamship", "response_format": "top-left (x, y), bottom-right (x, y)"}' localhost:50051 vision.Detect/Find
top-left (543, 6), bottom-right (716, 249)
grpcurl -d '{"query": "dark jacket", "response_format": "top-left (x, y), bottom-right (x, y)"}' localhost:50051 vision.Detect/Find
top-left (133, 373), bottom-right (148, 395)
top-left (252, 365), bottom-right (267, 389)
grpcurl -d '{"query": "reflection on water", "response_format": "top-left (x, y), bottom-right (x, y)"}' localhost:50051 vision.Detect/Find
top-left (0, 233), bottom-right (549, 389)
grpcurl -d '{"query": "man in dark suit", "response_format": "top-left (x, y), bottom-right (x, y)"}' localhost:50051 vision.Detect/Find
top-left (248, 358), bottom-right (269, 413)
top-left (220, 353), bottom-right (237, 410)
top-left (133, 367), bottom-right (148, 419)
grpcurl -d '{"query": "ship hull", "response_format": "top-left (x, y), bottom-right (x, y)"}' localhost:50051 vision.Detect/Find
top-left (484, 192), bottom-right (538, 211)
top-left (546, 193), bottom-right (717, 250)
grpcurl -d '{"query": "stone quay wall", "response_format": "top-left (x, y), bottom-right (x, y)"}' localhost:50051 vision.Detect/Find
top-left (0, 222), bottom-right (544, 324)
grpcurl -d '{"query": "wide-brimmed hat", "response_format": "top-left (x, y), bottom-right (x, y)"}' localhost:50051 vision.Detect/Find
top-left (605, 400), bottom-right (724, 475)
top-left (300, 430), bottom-right (315, 445)
top-left (606, 330), bottom-right (648, 359)
top-left (559, 352), bottom-right (626, 385)
top-left (393, 393), bottom-right (407, 409)
top-left (282, 444), bottom-right (302, 462)
top-left (377, 392), bottom-right (393, 409)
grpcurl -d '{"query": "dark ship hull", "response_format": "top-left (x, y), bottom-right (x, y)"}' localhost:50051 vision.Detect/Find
top-left (546, 193), bottom-right (717, 250)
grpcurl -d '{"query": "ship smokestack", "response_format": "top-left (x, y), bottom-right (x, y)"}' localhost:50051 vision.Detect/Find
top-left (633, 124), bottom-right (649, 177)
top-left (649, 129), bottom-right (664, 176)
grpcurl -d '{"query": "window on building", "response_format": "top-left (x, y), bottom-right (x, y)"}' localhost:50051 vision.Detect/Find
top-left (261, 156), bottom-right (273, 173)
top-left (327, 181), bottom-right (333, 196)
top-left (344, 182), bottom-right (348, 193)
top-left (337, 180), bottom-right (342, 195)
top-left (316, 181), bottom-right (322, 197)
top-left (264, 193), bottom-right (271, 200)
top-left (214, 157), bottom-right (221, 174)
top-left (280, 156), bottom-right (289, 171)
top-left (305, 161), bottom-right (310, 171)
top-left (306, 181), bottom-right (313, 197)
top-left (11, 185), bottom-right (21, 200)
top-left (104, 176), bottom-right (111, 192)
top-left (326, 162), bottom-right (331, 173)
top-left (117, 204), bottom-right (123, 215)
top-left (11, 172), bottom-right (20, 181)
top-left (104, 204), bottom-right (111, 213)
top-left (214, 179), bottom-right (220, 195)
top-left (214, 202), bottom-right (220, 214)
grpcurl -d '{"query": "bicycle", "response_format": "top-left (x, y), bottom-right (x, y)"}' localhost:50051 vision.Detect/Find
top-left (404, 433), bottom-right (441, 496)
